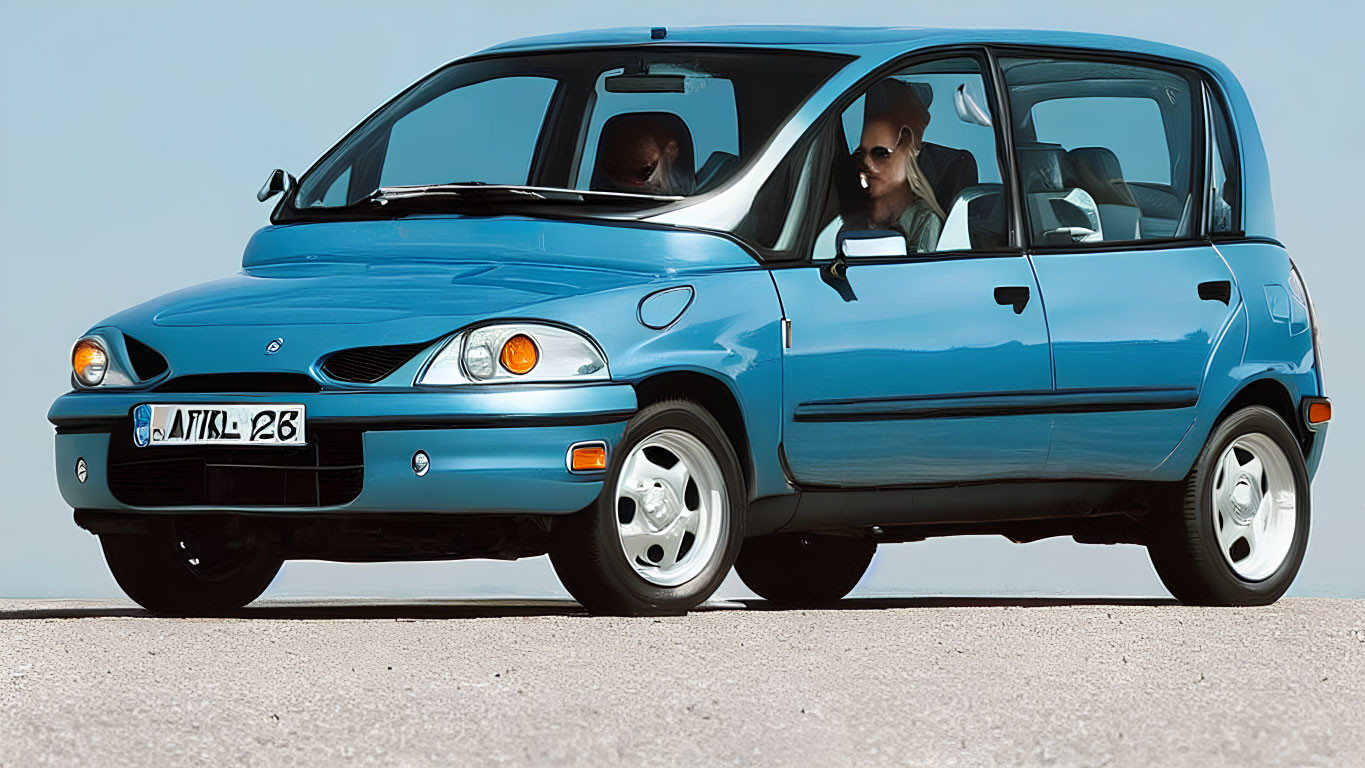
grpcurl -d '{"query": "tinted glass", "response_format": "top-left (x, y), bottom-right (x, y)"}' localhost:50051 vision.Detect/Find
top-left (1207, 85), bottom-right (1242, 233)
top-left (289, 48), bottom-right (844, 215)
top-left (810, 56), bottom-right (1009, 257)
top-left (1002, 57), bottom-right (1199, 245)
top-left (379, 77), bottom-right (556, 189)
top-left (575, 69), bottom-right (739, 195)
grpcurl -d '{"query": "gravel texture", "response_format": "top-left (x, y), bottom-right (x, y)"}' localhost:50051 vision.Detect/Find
top-left (1, 597), bottom-right (1362, 767)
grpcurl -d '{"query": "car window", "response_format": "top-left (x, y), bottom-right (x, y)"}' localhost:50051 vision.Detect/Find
top-left (1001, 56), bottom-right (1199, 245)
top-left (289, 48), bottom-right (846, 214)
top-left (1207, 84), bottom-right (1242, 234)
top-left (379, 77), bottom-right (557, 189)
top-left (574, 69), bottom-right (739, 195)
top-left (810, 56), bottom-right (1010, 258)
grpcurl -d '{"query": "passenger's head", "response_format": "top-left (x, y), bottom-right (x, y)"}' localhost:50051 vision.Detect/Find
top-left (853, 79), bottom-right (943, 218)
top-left (596, 113), bottom-right (696, 196)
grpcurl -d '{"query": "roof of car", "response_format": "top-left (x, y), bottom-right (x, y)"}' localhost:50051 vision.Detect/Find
top-left (479, 25), bottom-right (1209, 65)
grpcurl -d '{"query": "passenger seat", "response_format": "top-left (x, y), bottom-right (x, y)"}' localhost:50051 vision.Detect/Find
top-left (1063, 147), bottom-right (1141, 241)
top-left (1016, 143), bottom-right (1102, 245)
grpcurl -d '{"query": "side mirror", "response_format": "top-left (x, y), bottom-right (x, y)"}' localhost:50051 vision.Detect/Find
top-left (836, 229), bottom-right (908, 259)
top-left (257, 169), bottom-right (296, 203)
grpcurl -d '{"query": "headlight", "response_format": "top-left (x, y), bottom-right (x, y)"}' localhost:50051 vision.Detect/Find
top-left (72, 338), bottom-right (108, 386)
top-left (70, 331), bottom-right (142, 389)
top-left (417, 323), bottom-right (609, 386)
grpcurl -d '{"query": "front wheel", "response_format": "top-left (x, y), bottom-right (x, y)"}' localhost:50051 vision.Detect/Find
top-left (550, 399), bottom-right (745, 616)
top-left (100, 520), bottom-right (281, 616)
top-left (1147, 405), bottom-right (1310, 606)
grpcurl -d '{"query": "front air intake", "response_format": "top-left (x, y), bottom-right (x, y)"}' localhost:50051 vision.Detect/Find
top-left (321, 342), bottom-right (432, 384)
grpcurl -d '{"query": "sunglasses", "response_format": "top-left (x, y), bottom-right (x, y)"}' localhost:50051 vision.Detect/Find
top-left (851, 127), bottom-right (911, 163)
top-left (851, 145), bottom-right (897, 163)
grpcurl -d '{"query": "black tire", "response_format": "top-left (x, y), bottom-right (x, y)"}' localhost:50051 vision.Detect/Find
top-left (1147, 405), bottom-right (1310, 606)
top-left (736, 533), bottom-right (876, 606)
top-left (550, 399), bottom-right (746, 616)
top-left (100, 520), bottom-right (281, 616)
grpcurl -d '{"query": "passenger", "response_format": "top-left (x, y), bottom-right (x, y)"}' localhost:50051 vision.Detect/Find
top-left (597, 114), bottom-right (697, 196)
top-left (851, 80), bottom-right (944, 252)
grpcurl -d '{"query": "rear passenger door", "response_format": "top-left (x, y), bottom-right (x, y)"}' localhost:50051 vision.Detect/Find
top-left (999, 54), bottom-right (1240, 477)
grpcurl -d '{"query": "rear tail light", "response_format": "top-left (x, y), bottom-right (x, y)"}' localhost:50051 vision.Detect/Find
top-left (1289, 259), bottom-right (1323, 380)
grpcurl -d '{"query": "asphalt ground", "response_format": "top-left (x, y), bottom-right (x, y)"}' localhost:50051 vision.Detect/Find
top-left (1, 597), bottom-right (1362, 767)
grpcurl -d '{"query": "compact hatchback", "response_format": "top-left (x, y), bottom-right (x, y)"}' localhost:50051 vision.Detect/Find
top-left (51, 27), bottom-right (1329, 616)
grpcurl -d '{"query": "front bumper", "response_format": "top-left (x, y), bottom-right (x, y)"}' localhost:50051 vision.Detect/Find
top-left (49, 385), bottom-right (635, 515)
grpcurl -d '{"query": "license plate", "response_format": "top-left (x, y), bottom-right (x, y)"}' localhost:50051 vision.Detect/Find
top-left (132, 403), bottom-right (306, 447)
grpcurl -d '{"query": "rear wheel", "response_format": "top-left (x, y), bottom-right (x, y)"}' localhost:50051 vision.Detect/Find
top-left (736, 533), bottom-right (876, 606)
top-left (100, 520), bottom-right (281, 616)
top-left (550, 399), bottom-right (745, 616)
top-left (1147, 406), bottom-right (1310, 606)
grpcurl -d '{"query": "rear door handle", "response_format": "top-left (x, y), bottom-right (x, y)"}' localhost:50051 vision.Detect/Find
top-left (994, 286), bottom-right (1030, 314)
top-left (1198, 280), bottom-right (1232, 305)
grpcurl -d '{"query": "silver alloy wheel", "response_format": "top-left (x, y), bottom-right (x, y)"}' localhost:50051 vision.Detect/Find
top-left (1211, 432), bottom-right (1298, 581)
top-left (614, 428), bottom-right (727, 587)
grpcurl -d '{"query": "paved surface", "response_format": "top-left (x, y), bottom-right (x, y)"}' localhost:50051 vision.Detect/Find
top-left (1, 597), bottom-right (1362, 767)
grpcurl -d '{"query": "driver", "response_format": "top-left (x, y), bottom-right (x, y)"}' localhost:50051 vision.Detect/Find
top-left (597, 114), bottom-right (696, 196)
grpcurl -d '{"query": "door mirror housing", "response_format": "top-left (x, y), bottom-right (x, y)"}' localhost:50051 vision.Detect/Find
top-left (836, 230), bottom-right (908, 259)
top-left (257, 169), bottom-right (297, 203)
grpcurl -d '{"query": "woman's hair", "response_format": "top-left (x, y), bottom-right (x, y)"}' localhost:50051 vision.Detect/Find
top-left (865, 80), bottom-right (945, 220)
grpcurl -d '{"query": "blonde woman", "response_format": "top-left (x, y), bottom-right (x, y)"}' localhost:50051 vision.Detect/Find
top-left (851, 80), bottom-right (944, 253)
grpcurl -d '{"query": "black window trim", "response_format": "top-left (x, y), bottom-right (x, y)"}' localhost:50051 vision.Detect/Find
top-left (985, 43), bottom-right (1215, 256)
top-left (1201, 75), bottom-right (1246, 239)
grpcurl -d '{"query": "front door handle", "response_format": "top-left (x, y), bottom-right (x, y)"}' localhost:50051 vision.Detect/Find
top-left (1199, 280), bottom-right (1232, 305)
top-left (994, 286), bottom-right (1030, 314)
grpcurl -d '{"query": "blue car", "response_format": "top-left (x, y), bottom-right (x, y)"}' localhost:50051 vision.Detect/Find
top-left (50, 26), bottom-right (1330, 616)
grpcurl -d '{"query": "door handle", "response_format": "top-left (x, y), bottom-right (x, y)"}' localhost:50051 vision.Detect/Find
top-left (994, 286), bottom-right (1030, 314)
top-left (1198, 280), bottom-right (1231, 305)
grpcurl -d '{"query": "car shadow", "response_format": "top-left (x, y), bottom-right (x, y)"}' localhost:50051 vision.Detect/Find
top-left (0, 595), bottom-right (1177, 621)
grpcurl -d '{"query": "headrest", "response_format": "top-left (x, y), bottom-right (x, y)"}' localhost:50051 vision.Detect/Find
top-left (1016, 143), bottom-right (1066, 193)
top-left (1064, 147), bottom-right (1136, 206)
top-left (590, 111), bottom-right (696, 195)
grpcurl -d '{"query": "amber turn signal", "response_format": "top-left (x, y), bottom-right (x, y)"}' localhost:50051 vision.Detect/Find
top-left (570, 444), bottom-right (607, 472)
top-left (72, 338), bottom-right (108, 386)
top-left (1306, 399), bottom-right (1332, 426)
top-left (499, 334), bottom-right (538, 375)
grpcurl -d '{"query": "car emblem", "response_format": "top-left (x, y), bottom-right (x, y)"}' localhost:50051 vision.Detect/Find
top-left (265, 337), bottom-right (284, 355)
top-left (75, 457), bottom-right (88, 484)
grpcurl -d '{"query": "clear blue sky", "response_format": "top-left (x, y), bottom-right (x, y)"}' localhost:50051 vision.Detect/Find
top-left (2, 0), bottom-right (1360, 598)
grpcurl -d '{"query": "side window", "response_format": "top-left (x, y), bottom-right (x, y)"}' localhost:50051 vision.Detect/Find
top-left (1001, 57), bottom-right (1199, 245)
top-left (811, 56), bottom-right (1010, 257)
top-left (1207, 85), bottom-right (1242, 234)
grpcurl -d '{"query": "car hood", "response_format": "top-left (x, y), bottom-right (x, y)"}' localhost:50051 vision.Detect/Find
top-left (93, 216), bottom-right (752, 378)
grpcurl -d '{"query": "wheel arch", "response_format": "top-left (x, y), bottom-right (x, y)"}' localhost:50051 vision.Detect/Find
top-left (1213, 377), bottom-right (1311, 456)
top-left (632, 369), bottom-right (754, 496)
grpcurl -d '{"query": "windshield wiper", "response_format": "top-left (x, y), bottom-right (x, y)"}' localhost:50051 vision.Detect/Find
top-left (368, 183), bottom-right (683, 207)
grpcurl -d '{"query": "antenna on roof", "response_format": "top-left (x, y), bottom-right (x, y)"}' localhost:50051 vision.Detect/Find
top-left (651, 27), bottom-right (667, 40)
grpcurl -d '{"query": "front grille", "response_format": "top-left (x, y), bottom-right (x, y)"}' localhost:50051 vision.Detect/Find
top-left (123, 335), bottom-right (169, 380)
top-left (107, 422), bottom-right (363, 507)
top-left (155, 373), bottom-right (322, 393)
top-left (321, 342), bottom-right (432, 383)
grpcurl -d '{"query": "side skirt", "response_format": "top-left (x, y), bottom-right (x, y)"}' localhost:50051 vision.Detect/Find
top-left (771, 479), bottom-right (1179, 545)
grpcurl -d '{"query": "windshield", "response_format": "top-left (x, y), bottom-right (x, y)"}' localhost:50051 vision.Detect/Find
top-left (284, 47), bottom-right (846, 219)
